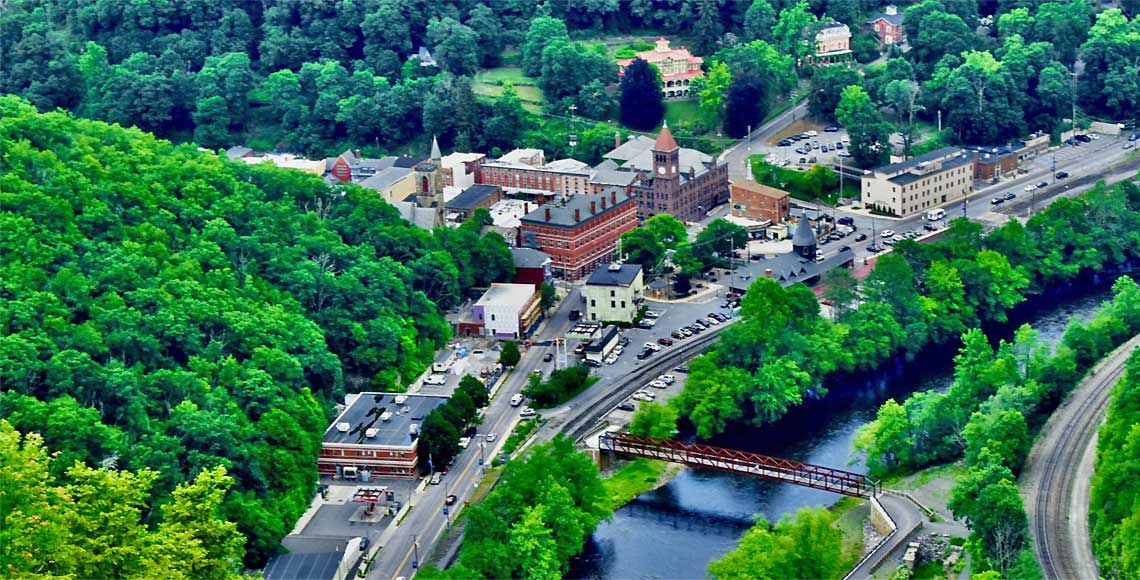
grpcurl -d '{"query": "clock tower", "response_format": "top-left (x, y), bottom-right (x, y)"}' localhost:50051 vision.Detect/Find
top-left (651, 122), bottom-right (681, 215)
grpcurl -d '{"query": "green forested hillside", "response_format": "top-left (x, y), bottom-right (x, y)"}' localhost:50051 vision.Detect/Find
top-left (0, 96), bottom-right (500, 565)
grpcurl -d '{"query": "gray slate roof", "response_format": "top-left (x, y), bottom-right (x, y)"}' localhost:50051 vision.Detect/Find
top-left (871, 147), bottom-right (964, 175)
top-left (867, 11), bottom-right (904, 25)
top-left (792, 218), bottom-right (817, 248)
top-left (520, 188), bottom-right (634, 228)
top-left (586, 263), bottom-right (642, 287)
top-left (512, 247), bottom-right (551, 269)
top-left (359, 167), bottom-right (413, 192)
top-left (446, 184), bottom-right (499, 209)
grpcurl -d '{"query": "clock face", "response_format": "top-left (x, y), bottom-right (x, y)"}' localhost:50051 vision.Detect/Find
top-left (658, 166), bottom-right (666, 175)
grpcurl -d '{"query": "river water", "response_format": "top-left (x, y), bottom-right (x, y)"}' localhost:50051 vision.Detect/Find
top-left (570, 279), bottom-right (1117, 579)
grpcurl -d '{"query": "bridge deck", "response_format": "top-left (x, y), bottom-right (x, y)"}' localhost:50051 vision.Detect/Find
top-left (600, 433), bottom-right (879, 498)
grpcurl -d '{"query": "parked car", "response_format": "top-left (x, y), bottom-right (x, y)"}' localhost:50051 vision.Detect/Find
top-left (824, 125), bottom-right (839, 132)
top-left (837, 216), bottom-right (855, 226)
top-left (867, 245), bottom-right (882, 253)
top-left (1129, 132), bottom-right (1139, 141)
top-left (644, 310), bottom-right (661, 319)
top-left (430, 472), bottom-right (442, 485)
top-left (838, 151), bottom-right (852, 158)
top-left (854, 233), bottom-right (868, 242)
top-left (569, 310), bottom-right (580, 321)
top-left (618, 401), bottom-right (636, 411)
top-left (619, 336), bottom-right (631, 347)
top-left (1024, 184), bottom-right (1037, 192)
top-left (991, 197), bottom-right (1004, 205)
top-left (799, 157), bottom-right (807, 164)
top-left (425, 375), bottom-right (446, 385)
top-left (924, 223), bottom-right (937, 232)
top-left (1075, 134), bottom-right (1092, 143)
top-left (881, 230), bottom-right (895, 238)
top-left (836, 141), bottom-right (844, 149)
top-left (1125, 143), bottom-right (1135, 150)
top-left (445, 494), bottom-right (457, 505)
top-left (636, 389), bottom-right (657, 400)
top-left (807, 130), bottom-right (819, 137)
top-left (704, 317), bottom-right (720, 326)
top-left (1036, 181), bottom-right (1048, 189)
top-left (695, 319), bottom-right (710, 328)
top-left (519, 407), bottom-right (536, 418)
top-left (648, 380), bottom-right (667, 389)
top-left (659, 374), bottom-right (676, 384)
top-left (542, 352), bottom-right (554, 362)
top-left (671, 330), bottom-right (684, 340)
top-left (604, 353), bottom-right (619, 364)
top-left (636, 349), bottom-right (653, 360)
top-left (657, 337), bottom-right (674, 347)
top-left (584, 358), bottom-right (602, 368)
top-left (839, 245), bottom-right (852, 252)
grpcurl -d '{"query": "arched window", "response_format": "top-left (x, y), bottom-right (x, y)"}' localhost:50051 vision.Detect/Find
top-left (421, 176), bottom-right (429, 193)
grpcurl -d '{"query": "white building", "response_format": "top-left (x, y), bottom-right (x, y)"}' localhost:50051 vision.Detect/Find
top-left (465, 283), bottom-right (541, 339)
top-left (584, 264), bottom-right (644, 323)
top-left (860, 147), bottom-right (974, 217)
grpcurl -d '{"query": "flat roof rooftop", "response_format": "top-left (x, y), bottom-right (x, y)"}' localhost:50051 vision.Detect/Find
top-left (322, 393), bottom-right (447, 448)
top-left (476, 283), bottom-right (536, 309)
top-left (586, 263), bottom-right (642, 287)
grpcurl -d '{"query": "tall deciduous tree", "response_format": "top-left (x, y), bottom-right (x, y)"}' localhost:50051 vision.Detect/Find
top-left (835, 85), bottom-right (891, 167)
top-left (427, 17), bottom-right (480, 76)
top-left (809, 66), bottom-right (862, 121)
top-left (724, 76), bottom-right (766, 138)
top-left (743, 0), bottom-right (778, 41)
top-left (773, 1), bottom-right (821, 65)
top-left (619, 58), bottom-right (665, 131)
top-left (520, 17), bottom-right (569, 77)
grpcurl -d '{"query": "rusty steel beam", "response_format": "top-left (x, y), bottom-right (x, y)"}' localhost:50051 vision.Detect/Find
top-left (600, 433), bottom-right (879, 499)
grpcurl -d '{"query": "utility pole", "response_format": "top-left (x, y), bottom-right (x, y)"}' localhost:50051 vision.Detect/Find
top-left (747, 124), bottom-right (753, 179)
top-left (479, 442), bottom-right (486, 475)
top-left (937, 110), bottom-right (942, 134)
top-left (412, 535), bottom-right (420, 570)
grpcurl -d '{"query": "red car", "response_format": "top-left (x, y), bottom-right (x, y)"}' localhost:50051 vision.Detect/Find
top-left (657, 337), bottom-right (674, 347)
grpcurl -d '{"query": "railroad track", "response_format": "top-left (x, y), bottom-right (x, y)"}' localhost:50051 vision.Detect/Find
top-left (1029, 337), bottom-right (1140, 580)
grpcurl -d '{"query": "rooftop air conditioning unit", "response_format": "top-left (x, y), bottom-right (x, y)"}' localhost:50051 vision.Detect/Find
top-left (336, 422), bottom-right (351, 432)
top-left (365, 428), bottom-right (379, 438)
top-left (380, 411), bottom-right (394, 422)
top-left (608, 262), bottom-right (622, 271)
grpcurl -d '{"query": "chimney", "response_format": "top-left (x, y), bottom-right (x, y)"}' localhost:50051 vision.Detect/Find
top-left (545, 207), bottom-right (551, 222)
top-left (885, 4), bottom-right (897, 15)
top-left (601, 197), bottom-right (607, 210)
top-left (574, 208), bottom-right (581, 222)
top-left (765, 268), bottom-right (773, 278)
top-left (354, 149), bottom-right (362, 159)
top-left (615, 132), bottom-right (621, 148)
top-left (525, 202), bottom-right (531, 214)
top-left (590, 201), bottom-right (597, 214)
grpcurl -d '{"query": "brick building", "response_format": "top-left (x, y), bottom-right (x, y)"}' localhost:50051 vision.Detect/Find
top-left (965, 145), bottom-right (1020, 181)
top-left (319, 393), bottom-right (447, 478)
top-left (730, 181), bottom-right (791, 224)
top-left (866, 6), bottom-right (906, 47)
top-left (512, 247), bottom-right (552, 289)
top-left (616, 38), bottom-right (704, 99)
top-left (518, 188), bottom-right (638, 278)
top-left (602, 125), bottom-right (729, 223)
top-left (477, 149), bottom-right (592, 197)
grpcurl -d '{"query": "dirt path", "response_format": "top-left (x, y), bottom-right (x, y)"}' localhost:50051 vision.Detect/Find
top-left (1022, 334), bottom-right (1140, 580)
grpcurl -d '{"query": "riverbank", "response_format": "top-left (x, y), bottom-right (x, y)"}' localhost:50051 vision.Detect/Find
top-left (599, 458), bottom-right (684, 513)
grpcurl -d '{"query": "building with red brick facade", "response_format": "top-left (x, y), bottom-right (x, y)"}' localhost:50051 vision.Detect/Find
top-left (477, 149), bottom-right (592, 197)
top-left (965, 145), bottom-right (1020, 181)
top-left (603, 125), bottom-right (729, 223)
top-left (518, 188), bottom-right (638, 278)
top-left (730, 181), bottom-right (791, 224)
top-left (319, 393), bottom-right (447, 479)
top-left (866, 5), bottom-right (906, 47)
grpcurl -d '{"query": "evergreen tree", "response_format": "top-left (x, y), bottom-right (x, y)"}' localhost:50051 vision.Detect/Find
top-left (693, 0), bottom-right (725, 55)
top-left (619, 58), bottom-right (664, 131)
top-left (724, 76), bottom-right (766, 138)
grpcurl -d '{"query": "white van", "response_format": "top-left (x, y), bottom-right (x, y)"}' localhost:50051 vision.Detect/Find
top-left (432, 362), bottom-right (450, 374)
top-left (926, 208), bottom-right (946, 221)
top-left (510, 394), bottom-right (524, 407)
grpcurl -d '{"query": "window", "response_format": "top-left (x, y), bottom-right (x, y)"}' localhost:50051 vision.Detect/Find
top-left (611, 300), bottom-right (616, 308)
top-left (590, 299), bottom-right (596, 307)
top-left (610, 290), bottom-right (615, 297)
top-left (621, 300), bottom-right (626, 308)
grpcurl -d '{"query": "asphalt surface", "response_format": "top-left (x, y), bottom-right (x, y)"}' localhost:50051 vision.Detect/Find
top-left (1025, 334), bottom-right (1140, 580)
top-left (845, 494), bottom-right (925, 580)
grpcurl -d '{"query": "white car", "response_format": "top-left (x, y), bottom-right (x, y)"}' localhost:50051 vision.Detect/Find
top-left (644, 342), bottom-right (662, 352)
top-left (485, 433), bottom-right (497, 442)
top-left (705, 317), bottom-right (720, 325)
top-left (519, 407), bottom-right (537, 419)
top-left (424, 375), bottom-right (446, 385)
top-left (605, 353), bottom-right (619, 364)
top-left (635, 389), bottom-right (657, 400)
top-left (632, 392), bottom-right (653, 402)
top-left (643, 310), bottom-right (661, 319)
top-left (648, 380), bottom-right (667, 389)
top-left (881, 230), bottom-right (895, 238)
top-left (806, 130), bottom-right (818, 137)
top-left (458, 437), bottom-right (471, 449)
top-left (659, 374), bottom-right (676, 384)
top-left (1024, 184), bottom-right (1037, 192)
top-left (613, 345), bottom-right (624, 355)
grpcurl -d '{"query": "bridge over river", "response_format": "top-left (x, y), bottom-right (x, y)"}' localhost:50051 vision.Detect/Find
top-left (599, 432), bottom-right (880, 498)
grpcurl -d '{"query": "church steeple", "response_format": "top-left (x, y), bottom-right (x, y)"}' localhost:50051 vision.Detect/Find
top-left (430, 135), bottom-right (441, 162)
top-left (652, 123), bottom-right (680, 180)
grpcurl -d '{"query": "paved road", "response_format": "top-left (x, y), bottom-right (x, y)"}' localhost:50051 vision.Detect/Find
top-left (845, 494), bottom-right (925, 580)
top-left (720, 100), bottom-right (809, 181)
top-left (1024, 334), bottom-right (1140, 580)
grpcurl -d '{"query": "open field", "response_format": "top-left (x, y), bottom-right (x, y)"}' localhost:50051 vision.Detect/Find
top-left (472, 67), bottom-right (545, 113)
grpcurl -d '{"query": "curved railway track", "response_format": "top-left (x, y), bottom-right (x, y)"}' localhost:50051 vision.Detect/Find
top-left (1027, 337), bottom-right (1140, 580)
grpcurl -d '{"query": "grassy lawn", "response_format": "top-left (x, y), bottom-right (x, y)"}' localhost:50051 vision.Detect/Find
top-left (499, 418), bottom-right (539, 456)
top-left (472, 66), bottom-right (545, 113)
top-left (750, 154), bottom-right (849, 206)
top-left (598, 458), bottom-right (671, 512)
top-left (831, 497), bottom-right (869, 571)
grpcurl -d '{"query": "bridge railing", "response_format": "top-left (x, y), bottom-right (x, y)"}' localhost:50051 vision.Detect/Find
top-left (600, 432), bottom-right (879, 498)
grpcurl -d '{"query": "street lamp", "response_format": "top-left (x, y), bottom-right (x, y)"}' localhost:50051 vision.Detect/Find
top-left (479, 442), bottom-right (486, 475)
top-left (568, 104), bottom-right (578, 149)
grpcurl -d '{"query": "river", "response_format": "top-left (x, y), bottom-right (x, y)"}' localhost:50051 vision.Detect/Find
top-left (570, 278), bottom-right (1118, 579)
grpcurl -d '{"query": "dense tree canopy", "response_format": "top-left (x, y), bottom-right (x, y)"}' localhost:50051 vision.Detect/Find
top-left (619, 58), bottom-right (665, 131)
top-left (0, 97), bottom-right (513, 565)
